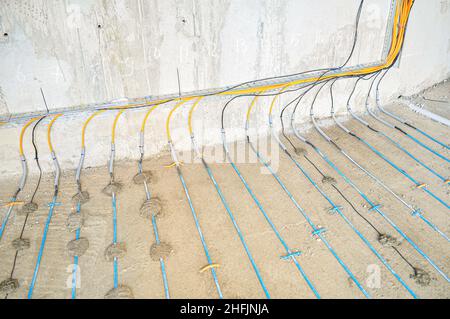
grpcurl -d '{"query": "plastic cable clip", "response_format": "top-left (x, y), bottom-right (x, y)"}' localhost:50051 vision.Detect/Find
top-left (411, 209), bottom-right (422, 217)
top-left (280, 251), bottom-right (302, 260)
top-left (368, 204), bottom-right (382, 212)
top-left (47, 202), bottom-right (62, 208)
top-left (328, 205), bottom-right (343, 215)
top-left (312, 227), bottom-right (327, 238)
top-left (199, 263), bottom-right (220, 273)
top-left (416, 183), bottom-right (427, 189)
top-left (164, 161), bottom-right (184, 168)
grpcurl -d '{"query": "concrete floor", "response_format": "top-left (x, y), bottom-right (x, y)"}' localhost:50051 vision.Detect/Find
top-left (0, 82), bottom-right (448, 299)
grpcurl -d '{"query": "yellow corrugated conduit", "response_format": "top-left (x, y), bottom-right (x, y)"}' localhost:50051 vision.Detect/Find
top-left (19, 117), bottom-right (44, 156)
top-left (47, 114), bottom-right (63, 154)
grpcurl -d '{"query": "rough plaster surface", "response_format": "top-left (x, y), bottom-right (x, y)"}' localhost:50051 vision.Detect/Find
top-left (0, 0), bottom-right (449, 174)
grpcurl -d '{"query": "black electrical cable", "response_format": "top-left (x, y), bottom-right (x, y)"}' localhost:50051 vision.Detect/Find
top-left (279, 0), bottom-right (421, 279)
top-left (280, 15), bottom-right (373, 139)
top-left (376, 68), bottom-right (390, 94)
top-left (281, 0), bottom-right (365, 120)
top-left (204, 0), bottom-right (364, 100)
top-left (296, 0), bottom-right (415, 135)
top-left (4, 116), bottom-right (46, 299)
top-left (285, 79), bottom-right (334, 149)
top-left (101, 1), bottom-right (368, 117)
top-left (340, 0), bottom-right (365, 68)
top-left (103, 78), bottom-right (327, 116)
top-left (329, 73), bottom-right (420, 274)
top-left (280, 77), bottom-right (334, 150)
top-left (30, 116), bottom-right (45, 203)
top-left (278, 67), bottom-right (420, 276)
top-left (219, 0), bottom-right (414, 279)
top-left (275, 63), bottom-right (420, 276)
top-left (278, 71), bottom-right (379, 163)
top-left (102, 70), bottom-right (336, 113)
top-left (304, 154), bottom-right (416, 273)
top-left (421, 97), bottom-right (448, 103)
top-left (302, 155), bottom-right (378, 234)
top-left (221, 0), bottom-right (365, 129)
top-left (372, 0), bottom-right (415, 93)
top-left (345, 71), bottom-right (381, 111)
top-left (366, 71), bottom-right (382, 106)
top-left (275, 78), bottom-right (422, 286)
top-left (220, 77), bottom-right (334, 129)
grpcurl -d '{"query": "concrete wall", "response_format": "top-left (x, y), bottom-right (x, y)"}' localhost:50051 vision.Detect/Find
top-left (0, 0), bottom-right (449, 176)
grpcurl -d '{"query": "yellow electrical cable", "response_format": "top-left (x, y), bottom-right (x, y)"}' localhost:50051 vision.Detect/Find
top-left (164, 162), bottom-right (184, 169)
top-left (140, 105), bottom-right (159, 133)
top-left (82, 110), bottom-right (105, 148)
top-left (166, 97), bottom-right (199, 141)
top-left (183, 0), bottom-right (412, 148)
top-left (140, 99), bottom-right (172, 133)
top-left (245, 95), bottom-right (261, 124)
top-left (112, 111), bottom-right (124, 144)
top-left (187, 97), bottom-right (205, 136)
top-left (63, 2), bottom-right (413, 112)
top-left (268, 85), bottom-right (292, 118)
top-left (47, 114), bottom-right (63, 153)
top-left (19, 116), bottom-right (44, 156)
top-left (1, 201), bottom-right (24, 208)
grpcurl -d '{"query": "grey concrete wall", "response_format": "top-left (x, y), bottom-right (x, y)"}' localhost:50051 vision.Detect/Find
top-left (0, 0), bottom-right (449, 176)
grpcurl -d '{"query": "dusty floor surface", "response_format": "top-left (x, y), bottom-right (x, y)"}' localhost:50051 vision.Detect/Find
top-left (0, 82), bottom-right (449, 299)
